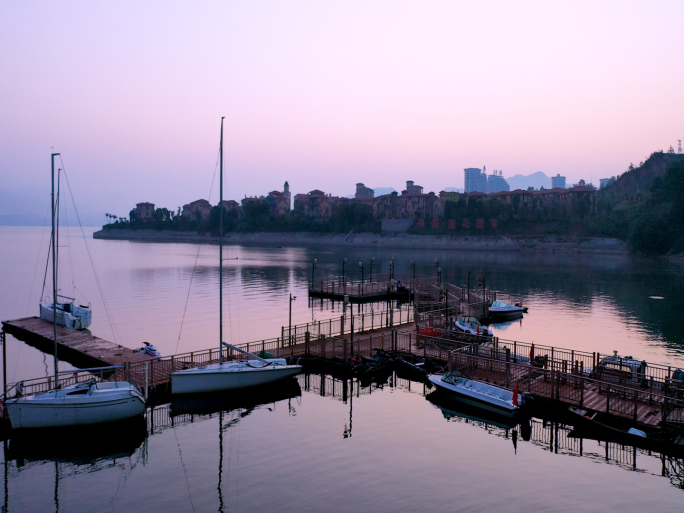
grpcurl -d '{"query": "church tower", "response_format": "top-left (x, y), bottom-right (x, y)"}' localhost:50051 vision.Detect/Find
top-left (284, 181), bottom-right (291, 210)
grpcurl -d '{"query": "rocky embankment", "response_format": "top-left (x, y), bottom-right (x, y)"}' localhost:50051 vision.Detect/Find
top-left (93, 229), bottom-right (628, 254)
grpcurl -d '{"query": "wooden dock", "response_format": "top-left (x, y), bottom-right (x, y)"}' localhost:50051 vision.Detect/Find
top-left (2, 317), bottom-right (153, 369)
top-left (4, 308), bottom-right (684, 438)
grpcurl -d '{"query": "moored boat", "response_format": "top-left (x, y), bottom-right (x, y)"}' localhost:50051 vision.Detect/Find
top-left (6, 380), bottom-right (146, 429)
top-left (172, 353), bottom-right (302, 394)
top-left (488, 300), bottom-right (527, 319)
top-left (40, 298), bottom-right (92, 330)
top-left (170, 119), bottom-right (301, 395)
top-left (453, 316), bottom-right (493, 337)
top-left (6, 153), bottom-right (145, 430)
top-left (427, 370), bottom-right (527, 416)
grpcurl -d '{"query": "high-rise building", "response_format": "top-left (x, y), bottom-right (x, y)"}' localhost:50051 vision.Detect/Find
top-left (464, 168), bottom-right (487, 193)
top-left (487, 170), bottom-right (510, 193)
top-left (551, 174), bottom-right (566, 189)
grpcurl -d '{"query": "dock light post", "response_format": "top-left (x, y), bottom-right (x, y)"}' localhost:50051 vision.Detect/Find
top-left (311, 259), bottom-right (317, 289)
top-left (434, 258), bottom-right (439, 278)
top-left (478, 277), bottom-right (486, 315)
top-left (438, 266), bottom-right (442, 287)
top-left (359, 262), bottom-right (364, 295)
top-left (342, 258), bottom-right (348, 293)
top-left (370, 257), bottom-right (375, 283)
top-left (467, 271), bottom-right (471, 303)
top-left (409, 260), bottom-right (415, 294)
top-left (289, 293), bottom-right (297, 346)
top-left (389, 257), bottom-right (395, 280)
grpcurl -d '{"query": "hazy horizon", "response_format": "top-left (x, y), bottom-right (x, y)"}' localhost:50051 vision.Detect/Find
top-left (1, 1), bottom-right (683, 224)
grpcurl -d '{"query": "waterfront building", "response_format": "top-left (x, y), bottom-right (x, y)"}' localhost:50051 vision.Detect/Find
top-left (182, 199), bottom-right (212, 220)
top-left (464, 168), bottom-right (487, 193)
top-left (487, 170), bottom-right (510, 193)
top-left (134, 202), bottom-right (155, 221)
top-left (355, 183), bottom-right (374, 198)
top-left (405, 180), bottom-right (424, 194)
top-left (551, 174), bottom-right (567, 189)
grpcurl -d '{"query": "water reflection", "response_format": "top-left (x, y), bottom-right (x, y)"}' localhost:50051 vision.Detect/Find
top-left (6, 416), bottom-right (148, 465)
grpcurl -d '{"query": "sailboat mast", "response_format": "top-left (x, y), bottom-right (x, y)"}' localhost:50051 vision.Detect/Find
top-left (51, 153), bottom-right (60, 384)
top-left (219, 117), bottom-right (225, 364)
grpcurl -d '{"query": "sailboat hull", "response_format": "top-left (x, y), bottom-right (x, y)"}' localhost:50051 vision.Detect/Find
top-left (40, 302), bottom-right (92, 330)
top-left (171, 360), bottom-right (302, 394)
top-left (6, 382), bottom-right (146, 429)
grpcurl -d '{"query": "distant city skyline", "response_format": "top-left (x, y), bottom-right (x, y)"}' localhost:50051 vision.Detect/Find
top-left (1, 1), bottom-right (682, 224)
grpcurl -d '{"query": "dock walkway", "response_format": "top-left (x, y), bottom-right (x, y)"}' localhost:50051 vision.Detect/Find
top-left (2, 317), bottom-right (153, 369)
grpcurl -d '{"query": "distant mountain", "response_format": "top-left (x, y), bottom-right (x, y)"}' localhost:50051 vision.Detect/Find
top-left (506, 172), bottom-right (551, 191)
top-left (347, 187), bottom-right (396, 199)
top-left (0, 185), bottom-right (102, 226)
top-left (372, 187), bottom-right (396, 197)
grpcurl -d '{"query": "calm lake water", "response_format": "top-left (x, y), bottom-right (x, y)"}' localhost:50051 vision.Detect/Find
top-left (2, 226), bottom-right (684, 512)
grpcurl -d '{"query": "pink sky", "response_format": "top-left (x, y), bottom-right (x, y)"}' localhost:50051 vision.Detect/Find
top-left (1, 1), bottom-right (683, 221)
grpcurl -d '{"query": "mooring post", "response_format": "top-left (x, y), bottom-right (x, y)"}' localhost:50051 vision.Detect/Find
top-left (1, 330), bottom-right (6, 421)
top-left (144, 362), bottom-right (149, 402)
top-left (506, 347), bottom-right (511, 387)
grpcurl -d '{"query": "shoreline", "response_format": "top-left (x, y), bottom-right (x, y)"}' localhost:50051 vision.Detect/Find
top-left (93, 229), bottom-right (629, 254)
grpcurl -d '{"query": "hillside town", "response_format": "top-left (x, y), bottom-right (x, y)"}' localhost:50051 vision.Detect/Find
top-left (128, 170), bottom-right (598, 230)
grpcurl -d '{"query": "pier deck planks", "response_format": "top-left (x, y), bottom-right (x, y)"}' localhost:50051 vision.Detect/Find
top-left (2, 316), bottom-right (153, 368)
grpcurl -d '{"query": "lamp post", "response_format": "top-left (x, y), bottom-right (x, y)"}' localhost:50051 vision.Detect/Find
top-left (342, 258), bottom-right (348, 293)
top-left (434, 258), bottom-right (439, 279)
top-left (438, 266), bottom-right (442, 287)
top-left (370, 257), bottom-right (375, 283)
top-left (359, 262), bottom-right (364, 295)
top-left (289, 293), bottom-right (297, 346)
top-left (389, 257), bottom-right (395, 280)
top-left (311, 259), bottom-right (317, 290)
top-left (467, 270), bottom-right (471, 303)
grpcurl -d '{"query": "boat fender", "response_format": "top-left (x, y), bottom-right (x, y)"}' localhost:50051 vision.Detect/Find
top-left (512, 383), bottom-right (519, 406)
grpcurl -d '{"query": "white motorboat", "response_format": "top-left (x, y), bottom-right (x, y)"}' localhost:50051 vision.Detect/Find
top-left (428, 370), bottom-right (526, 416)
top-left (5, 153), bottom-right (145, 430)
top-left (6, 380), bottom-right (145, 429)
top-left (488, 300), bottom-right (527, 319)
top-left (453, 316), bottom-right (493, 337)
top-left (171, 118), bottom-right (301, 395)
top-left (40, 298), bottom-right (92, 330)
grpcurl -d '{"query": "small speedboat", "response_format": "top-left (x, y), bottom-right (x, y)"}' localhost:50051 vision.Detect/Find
top-left (488, 300), bottom-right (527, 319)
top-left (453, 316), bottom-right (493, 337)
top-left (427, 370), bottom-right (528, 416)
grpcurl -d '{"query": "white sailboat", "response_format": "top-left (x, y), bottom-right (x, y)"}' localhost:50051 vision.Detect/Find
top-left (6, 153), bottom-right (146, 429)
top-left (37, 163), bottom-right (92, 330)
top-left (171, 119), bottom-right (302, 395)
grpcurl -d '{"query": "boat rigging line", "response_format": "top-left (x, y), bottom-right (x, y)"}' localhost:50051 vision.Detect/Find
top-left (59, 155), bottom-right (121, 345)
top-left (174, 146), bottom-right (221, 356)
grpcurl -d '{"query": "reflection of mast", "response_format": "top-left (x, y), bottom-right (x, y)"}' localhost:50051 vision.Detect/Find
top-left (218, 411), bottom-right (225, 512)
top-left (54, 460), bottom-right (60, 512)
top-left (343, 379), bottom-right (353, 438)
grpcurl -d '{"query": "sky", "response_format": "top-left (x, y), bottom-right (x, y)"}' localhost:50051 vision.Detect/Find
top-left (1, 1), bottom-right (683, 224)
